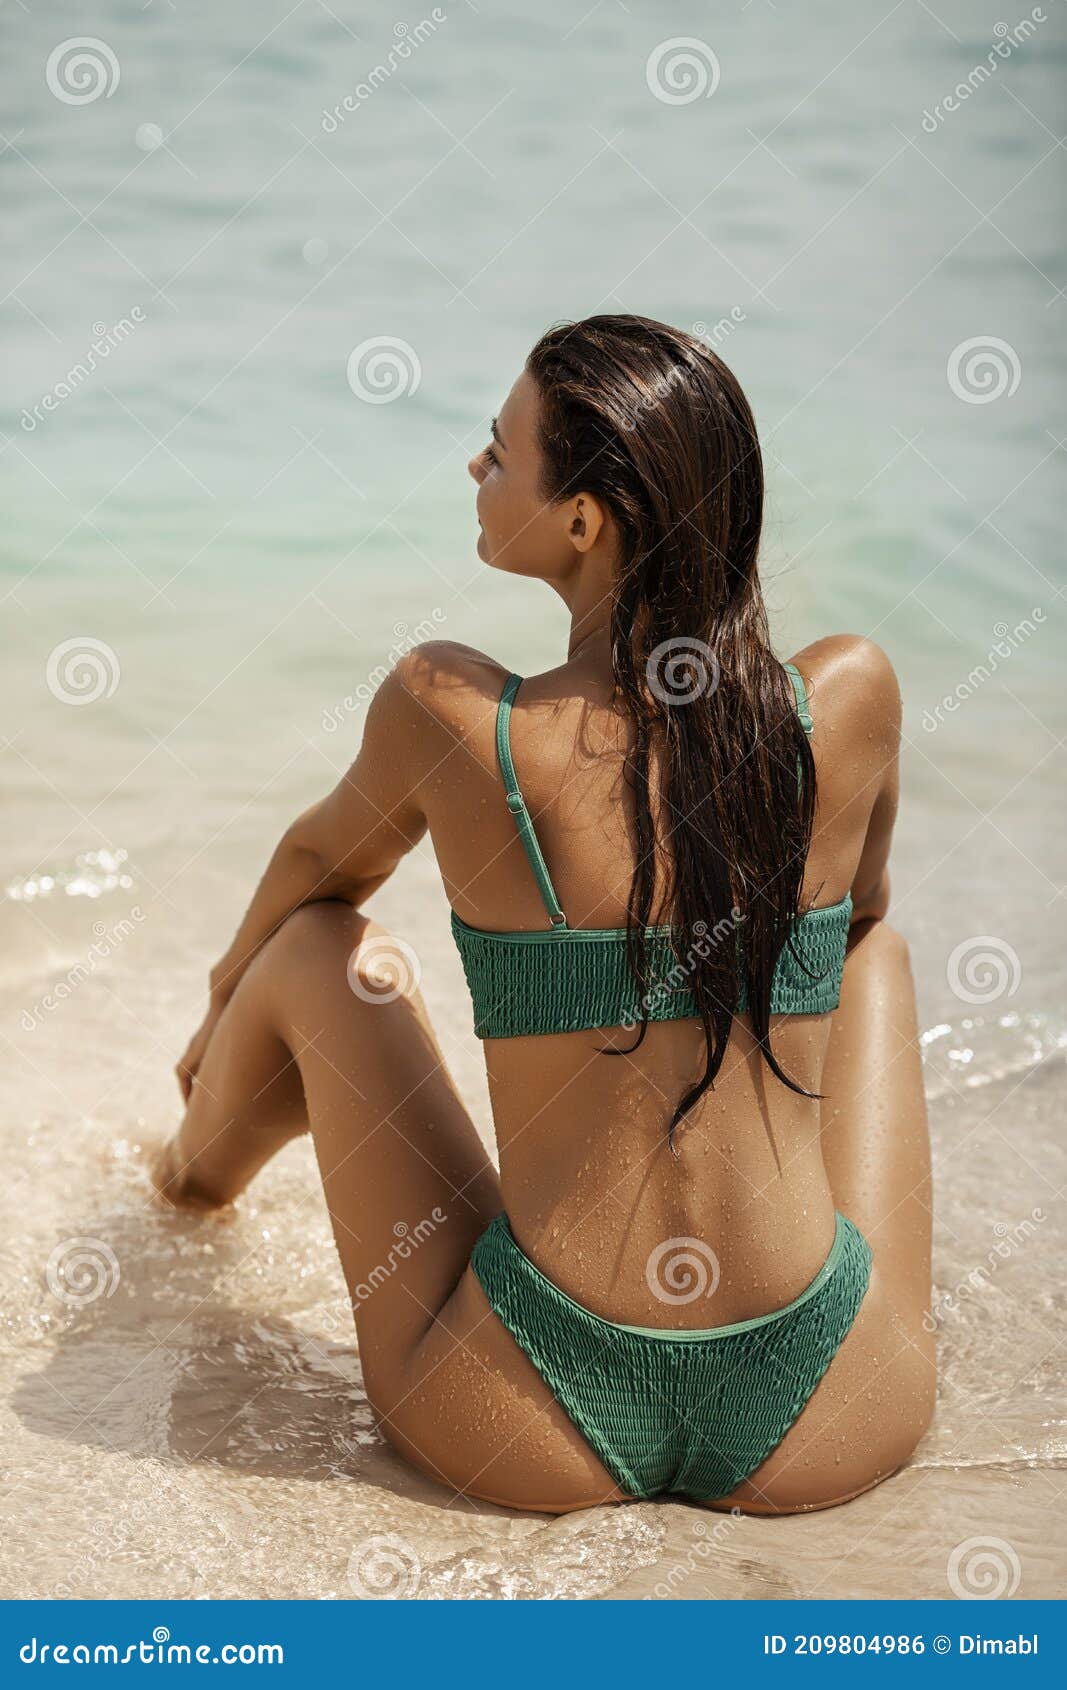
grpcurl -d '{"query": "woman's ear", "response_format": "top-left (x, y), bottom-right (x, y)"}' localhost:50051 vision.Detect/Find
top-left (567, 493), bottom-right (606, 554)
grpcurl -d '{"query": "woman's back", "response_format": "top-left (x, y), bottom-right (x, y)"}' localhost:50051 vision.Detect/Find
top-left (404, 631), bottom-right (899, 1331)
top-left (165, 311), bottom-right (930, 1515)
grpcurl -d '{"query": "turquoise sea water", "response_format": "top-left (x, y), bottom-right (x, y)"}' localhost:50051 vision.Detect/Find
top-left (3, 0), bottom-right (1065, 1097)
top-left (0, 0), bottom-right (1065, 1599)
top-left (3, 3), bottom-right (1064, 928)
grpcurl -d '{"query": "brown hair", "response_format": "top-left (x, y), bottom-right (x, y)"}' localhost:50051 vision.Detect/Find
top-left (526, 314), bottom-right (816, 1143)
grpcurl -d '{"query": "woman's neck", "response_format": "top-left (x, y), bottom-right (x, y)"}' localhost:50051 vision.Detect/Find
top-left (562, 546), bottom-right (618, 667)
top-left (566, 620), bottom-right (612, 663)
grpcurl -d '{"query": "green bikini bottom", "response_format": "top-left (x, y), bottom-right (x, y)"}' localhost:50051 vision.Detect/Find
top-left (471, 1211), bottom-right (872, 1502)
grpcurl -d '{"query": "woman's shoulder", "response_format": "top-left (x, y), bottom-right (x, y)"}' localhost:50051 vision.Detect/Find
top-left (392, 639), bottom-right (508, 694)
top-left (794, 635), bottom-right (899, 706)
top-left (789, 636), bottom-right (901, 767)
top-left (385, 640), bottom-right (511, 736)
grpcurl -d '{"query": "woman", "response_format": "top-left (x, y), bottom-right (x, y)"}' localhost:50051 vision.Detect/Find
top-left (156, 314), bottom-right (935, 1514)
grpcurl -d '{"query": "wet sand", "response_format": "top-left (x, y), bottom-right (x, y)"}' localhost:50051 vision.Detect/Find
top-left (1, 867), bottom-right (1063, 1601)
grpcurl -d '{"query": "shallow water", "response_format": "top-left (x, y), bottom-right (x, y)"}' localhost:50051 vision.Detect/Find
top-left (0, 1006), bottom-right (1063, 1599)
top-left (2, 0), bottom-right (1065, 1599)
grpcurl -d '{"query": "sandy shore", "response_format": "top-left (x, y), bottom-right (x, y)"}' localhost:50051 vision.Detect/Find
top-left (1, 863), bottom-right (1063, 1601)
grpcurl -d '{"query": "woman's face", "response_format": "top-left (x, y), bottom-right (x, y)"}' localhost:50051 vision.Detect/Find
top-left (468, 371), bottom-right (576, 582)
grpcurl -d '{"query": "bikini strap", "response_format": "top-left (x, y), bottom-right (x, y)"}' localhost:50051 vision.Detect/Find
top-left (783, 661), bottom-right (813, 735)
top-left (495, 674), bottom-right (568, 928)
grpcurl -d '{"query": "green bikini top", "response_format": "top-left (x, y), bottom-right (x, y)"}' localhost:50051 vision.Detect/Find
top-left (451, 663), bottom-right (852, 1039)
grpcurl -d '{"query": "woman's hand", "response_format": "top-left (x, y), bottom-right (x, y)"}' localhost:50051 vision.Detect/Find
top-left (176, 992), bottom-right (227, 1102)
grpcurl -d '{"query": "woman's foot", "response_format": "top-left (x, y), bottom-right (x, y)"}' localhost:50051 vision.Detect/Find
top-left (149, 1137), bottom-right (232, 1213)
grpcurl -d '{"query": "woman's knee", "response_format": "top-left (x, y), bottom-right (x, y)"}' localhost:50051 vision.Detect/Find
top-left (274, 899), bottom-right (370, 952)
top-left (847, 918), bottom-right (912, 980)
top-left (238, 903), bottom-right (372, 1032)
top-left (256, 904), bottom-right (427, 1048)
top-left (258, 902), bottom-right (385, 987)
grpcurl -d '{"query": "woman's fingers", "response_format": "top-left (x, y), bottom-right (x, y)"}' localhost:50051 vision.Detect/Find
top-left (175, 998), bottom-right (223, 1105)
top-left (176, 1051), bottom-right (196, 1102)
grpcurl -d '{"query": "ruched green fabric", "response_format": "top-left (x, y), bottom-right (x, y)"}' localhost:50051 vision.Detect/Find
top-left (471, 1212), bottom-right (872, 1501)
top-left (452, 896), bottom-right (851, 1038)
top-left (451, 660), bottom-right (849, 1038)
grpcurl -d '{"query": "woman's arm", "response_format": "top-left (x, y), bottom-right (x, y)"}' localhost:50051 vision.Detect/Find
top-left (844, 639), bottom-right (901, 938)
top-left (177, 663), bottom-right (428, 1096)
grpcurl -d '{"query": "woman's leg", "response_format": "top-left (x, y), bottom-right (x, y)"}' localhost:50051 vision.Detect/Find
top-left (819, 919), bottom-right (935, 1335)
top-left (157, 901), bottom-right (622, 1512)
top-left (717, 919), bottom-right (936, 1513)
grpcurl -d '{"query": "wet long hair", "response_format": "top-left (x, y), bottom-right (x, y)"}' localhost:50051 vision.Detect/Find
top-left (526, 315), bottom-right (816, 1142)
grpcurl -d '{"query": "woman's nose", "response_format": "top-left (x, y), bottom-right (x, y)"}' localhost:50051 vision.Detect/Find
top-left (468, 454), bottom-right (486, 484)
